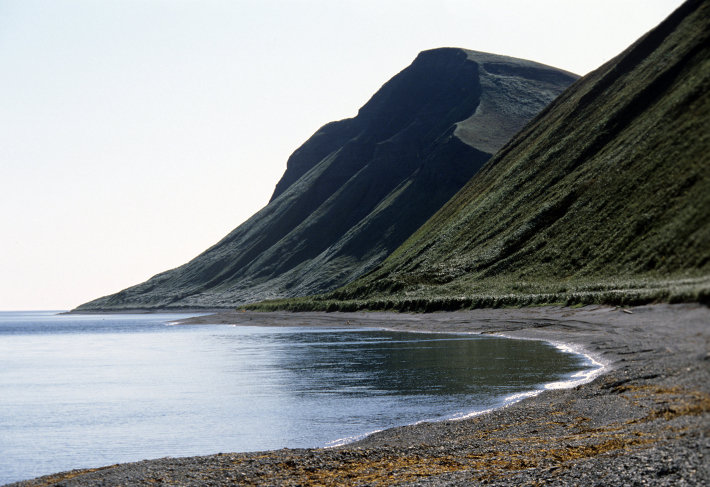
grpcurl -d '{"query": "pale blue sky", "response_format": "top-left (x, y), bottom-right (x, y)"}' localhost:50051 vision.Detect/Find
top-left (0, 0), bottom-right (685, 310)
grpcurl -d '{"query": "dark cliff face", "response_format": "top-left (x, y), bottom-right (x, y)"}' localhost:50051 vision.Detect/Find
top-left (325, 0), bottom-right (710, 308)
top-left (76, 47), bottom-right (577, 311)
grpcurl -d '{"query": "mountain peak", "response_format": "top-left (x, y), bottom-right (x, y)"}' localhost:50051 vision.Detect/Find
top-left (319, 0), bottom-right (710, 310)
top-left (75, 48), bottom-right (577, 311)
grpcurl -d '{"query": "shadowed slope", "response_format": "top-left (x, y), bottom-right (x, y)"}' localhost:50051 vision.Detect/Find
top-left (76, 48), bottom-right (576, 311)
top-left (255, 0), bottom-right (710, 312)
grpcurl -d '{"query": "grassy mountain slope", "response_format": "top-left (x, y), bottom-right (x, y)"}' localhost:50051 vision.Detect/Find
top-left (76, 48), bottom-right (575, 311)
top-left (251, 0), bottom-right (710, 312)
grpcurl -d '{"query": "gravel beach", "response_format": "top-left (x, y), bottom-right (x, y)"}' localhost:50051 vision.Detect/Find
top-left (7, 304), bottom-right (709, 486)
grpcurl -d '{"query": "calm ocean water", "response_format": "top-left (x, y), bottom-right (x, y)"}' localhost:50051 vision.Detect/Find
top-left (0, 311), bottom-right (597, 484)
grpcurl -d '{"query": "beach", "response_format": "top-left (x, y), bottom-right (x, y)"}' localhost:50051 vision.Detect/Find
top-left (8, 303), bottom-right (709, 486)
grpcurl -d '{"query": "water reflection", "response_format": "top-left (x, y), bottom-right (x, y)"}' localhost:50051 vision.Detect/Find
top-left (218, 328), bottom-right (587, 400)
top-left (0, 315), bottom-right (593, 485)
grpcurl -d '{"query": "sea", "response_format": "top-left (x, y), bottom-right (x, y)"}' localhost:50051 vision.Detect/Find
top-left (0, 311), bottom-right (601, 485)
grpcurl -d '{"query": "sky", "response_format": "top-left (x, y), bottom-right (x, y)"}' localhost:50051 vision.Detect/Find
top-left (0, 0), bottom-right (686, 310)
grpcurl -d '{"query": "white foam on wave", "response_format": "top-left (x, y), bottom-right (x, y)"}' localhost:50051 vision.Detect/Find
top-left (495, 333), bottom-right (608, 389)
top-left (544, 340), bottom-right (606, 389)
top-left (449, 404), bottom-right (503, 421)
top-left (450, 390), bottom-right (547, 421)
top-left (452, 335), bottom-right (607, 421)
top-left (326, 429), bottom-right (384, 448)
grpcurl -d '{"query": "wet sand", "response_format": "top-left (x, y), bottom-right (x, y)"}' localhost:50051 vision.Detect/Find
top-left (8, 304), bottom-right (710, 486)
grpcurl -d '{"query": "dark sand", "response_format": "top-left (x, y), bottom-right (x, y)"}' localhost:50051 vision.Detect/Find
top-left (8, 304), bottom-right (709, 486)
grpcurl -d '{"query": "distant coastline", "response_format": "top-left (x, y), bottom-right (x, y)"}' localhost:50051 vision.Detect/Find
top-left (64, 308), bottom-right (228, 315)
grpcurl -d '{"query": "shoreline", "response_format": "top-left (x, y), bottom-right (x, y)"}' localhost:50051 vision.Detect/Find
top-left (8, 303), bottom-right (710, 486)
top-left (325, 327), bottom-right (608, 449)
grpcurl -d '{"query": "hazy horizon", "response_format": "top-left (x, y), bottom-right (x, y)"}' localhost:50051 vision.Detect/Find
top-left (1, 0), bottom-right (686, 310)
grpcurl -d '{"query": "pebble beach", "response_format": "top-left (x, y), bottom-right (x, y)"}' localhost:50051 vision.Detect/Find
top-left (7, 303), bottom-right (709, 486)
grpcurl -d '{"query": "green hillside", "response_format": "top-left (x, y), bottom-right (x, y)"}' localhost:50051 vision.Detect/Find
top-left (75, 49), bottom-right (574, 311)
top-left (249, 0), bottom-right (710, 312)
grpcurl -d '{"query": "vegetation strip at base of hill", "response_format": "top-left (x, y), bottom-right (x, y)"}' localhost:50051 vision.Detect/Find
top-left (242, 276), bottom-right (710, 312)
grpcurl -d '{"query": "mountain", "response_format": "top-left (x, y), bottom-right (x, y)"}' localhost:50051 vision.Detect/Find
top-left (254, 0), bottom-right (710, 312)
top-left (75, 48), bottom-right (576, 311)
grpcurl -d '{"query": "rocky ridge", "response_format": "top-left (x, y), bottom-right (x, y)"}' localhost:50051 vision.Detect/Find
top-left (76, 48), bottom-right (575, 311)
top-left (260, 0), bottom-right (710, 312)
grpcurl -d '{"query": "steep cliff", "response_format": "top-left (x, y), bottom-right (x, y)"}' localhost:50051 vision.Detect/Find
top-left (76, 48), bottom-right (576, 310)
top-left (284, 0), bottom-right (710, 311)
